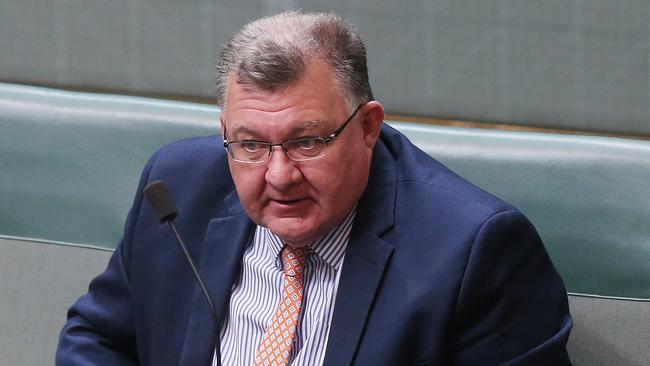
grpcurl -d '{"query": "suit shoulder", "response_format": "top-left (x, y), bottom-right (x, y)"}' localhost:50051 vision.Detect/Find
top-left (380, 125), bottom-right (514, 217)
top-left (149, 135), bottom-right (225, 171)
top-left (155, 135), bottom-right (223, 158)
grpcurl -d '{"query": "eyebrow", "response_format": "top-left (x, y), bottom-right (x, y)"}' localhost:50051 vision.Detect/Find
top-left (228, 119), bottom-right (328, 139)
top-left (296, 119), bottom-right (325, 130)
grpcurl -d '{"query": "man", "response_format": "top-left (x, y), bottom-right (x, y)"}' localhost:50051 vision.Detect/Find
top-left (57, 11), bottom-right (572, 366)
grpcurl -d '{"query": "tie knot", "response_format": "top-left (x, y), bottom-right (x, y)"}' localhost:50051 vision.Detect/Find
top-left (281, 245), bottom-right (309, 277)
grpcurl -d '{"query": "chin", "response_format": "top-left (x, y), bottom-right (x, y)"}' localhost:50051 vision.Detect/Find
top-left (266, 217), bottom-right (321, 246)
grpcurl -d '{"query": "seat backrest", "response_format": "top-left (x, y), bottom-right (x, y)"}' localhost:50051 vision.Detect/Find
top-left (0, 82), bottom-right (217, 249)
top-left (1, 83), bottom-right (648, 365)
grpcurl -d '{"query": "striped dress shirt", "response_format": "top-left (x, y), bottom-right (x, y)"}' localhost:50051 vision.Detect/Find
top-left (214, 208), bottom-right (356, 366)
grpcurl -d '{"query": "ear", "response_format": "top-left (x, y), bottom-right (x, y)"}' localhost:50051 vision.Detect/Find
top-left (359, 101), bottom-right (384, 149)
top-left (219, 114), bottom-right (226, 141)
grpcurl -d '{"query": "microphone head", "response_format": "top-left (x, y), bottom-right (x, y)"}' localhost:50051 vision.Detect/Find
top-left (143, 180), bottom-right (179, 223)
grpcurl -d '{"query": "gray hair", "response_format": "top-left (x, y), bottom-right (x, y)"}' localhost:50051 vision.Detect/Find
top-left (216, 11), bottom-right (373, 108)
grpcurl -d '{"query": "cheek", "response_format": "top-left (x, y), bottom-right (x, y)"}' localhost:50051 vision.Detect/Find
top-left (230, 165), bottom-right (265, 205)
top-left (303, 155), bottom-right (367, 200)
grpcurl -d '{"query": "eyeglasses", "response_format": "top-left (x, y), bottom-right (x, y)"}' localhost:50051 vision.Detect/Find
top-left (223, 103), bottom-right (365, 164)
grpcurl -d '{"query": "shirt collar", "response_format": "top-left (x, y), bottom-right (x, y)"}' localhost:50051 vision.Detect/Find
top-left (262, 227), bottom-right (284, 264)
top-left (310, 206), bottom-right (356, 270)
top-left (258, 206), bottom-right (357, 271)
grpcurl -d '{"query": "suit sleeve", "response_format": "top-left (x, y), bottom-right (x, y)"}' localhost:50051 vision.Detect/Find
top-left (55, 154), bottom-right (157, 365)
top-left (454, 210), bottom-right (573, 366)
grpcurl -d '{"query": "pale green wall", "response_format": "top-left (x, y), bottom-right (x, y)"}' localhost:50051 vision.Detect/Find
top-left (1, 1), bottom-right (648, 135)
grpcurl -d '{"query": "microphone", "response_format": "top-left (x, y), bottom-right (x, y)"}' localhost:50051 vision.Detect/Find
top-left (143, 180), bottom-right (221, 366)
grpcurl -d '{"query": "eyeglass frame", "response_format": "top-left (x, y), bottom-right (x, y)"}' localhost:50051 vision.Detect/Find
top-left (222, 102), bottom-right (367, 164)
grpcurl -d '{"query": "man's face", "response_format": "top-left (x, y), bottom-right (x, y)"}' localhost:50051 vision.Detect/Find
top-left (222, 60), bottom-right (382, 247)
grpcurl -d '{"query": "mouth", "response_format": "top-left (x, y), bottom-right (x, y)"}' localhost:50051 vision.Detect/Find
top-left (272, 198), bottom-right (305, 205)
top-left (267, 196), bottom-right (312, 212)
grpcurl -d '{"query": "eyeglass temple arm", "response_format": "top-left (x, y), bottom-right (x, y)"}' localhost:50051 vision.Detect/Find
top-left (324, 103), bottom-right (365, 143)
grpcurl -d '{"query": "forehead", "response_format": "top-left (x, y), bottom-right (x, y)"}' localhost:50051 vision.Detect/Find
top-left (222, 62), bottom-right (349, 135)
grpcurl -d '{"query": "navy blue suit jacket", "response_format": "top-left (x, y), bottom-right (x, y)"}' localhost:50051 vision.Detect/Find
top-left (57, 125), bottom-right (572, 365)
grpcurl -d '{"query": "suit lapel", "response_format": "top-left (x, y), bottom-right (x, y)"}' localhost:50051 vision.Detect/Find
top-left (322, 231), bottom-right (394, 366)
top-left (323, 137), bottom-right (398, 366)
top-left (179, 212), bottom-right (254, 366)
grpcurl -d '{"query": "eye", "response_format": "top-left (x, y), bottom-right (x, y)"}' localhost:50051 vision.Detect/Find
top-left (241, 141), bottom-right (267, 153)
top-left (285, 138), bottom-right (325, 159)
top-left (294, 138), bottom-right (318, 150)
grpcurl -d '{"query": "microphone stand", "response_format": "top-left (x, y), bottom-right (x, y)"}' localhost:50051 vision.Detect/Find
top-left (143, 180), bottom-right (222, 366)
top-left (168, 220), bottom-right (222, 366)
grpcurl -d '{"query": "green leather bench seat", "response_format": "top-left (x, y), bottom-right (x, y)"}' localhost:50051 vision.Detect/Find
top-left (2, 82), bottom-right (648, 299)
top-left (1, 83), bottom-right (648, 365)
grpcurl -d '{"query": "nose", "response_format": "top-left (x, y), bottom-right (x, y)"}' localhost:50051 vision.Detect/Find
top-left (264, 146), bottom-right (303, 190)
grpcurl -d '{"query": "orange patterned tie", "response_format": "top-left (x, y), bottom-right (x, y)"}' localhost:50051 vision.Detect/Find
top-left (254, 245), bottom-right (310, 366)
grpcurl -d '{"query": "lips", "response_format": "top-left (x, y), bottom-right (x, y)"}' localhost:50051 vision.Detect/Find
top-left (268, 197), bottom-right (310, 212)
top-left (275, 198), bottom-right (303, 205)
